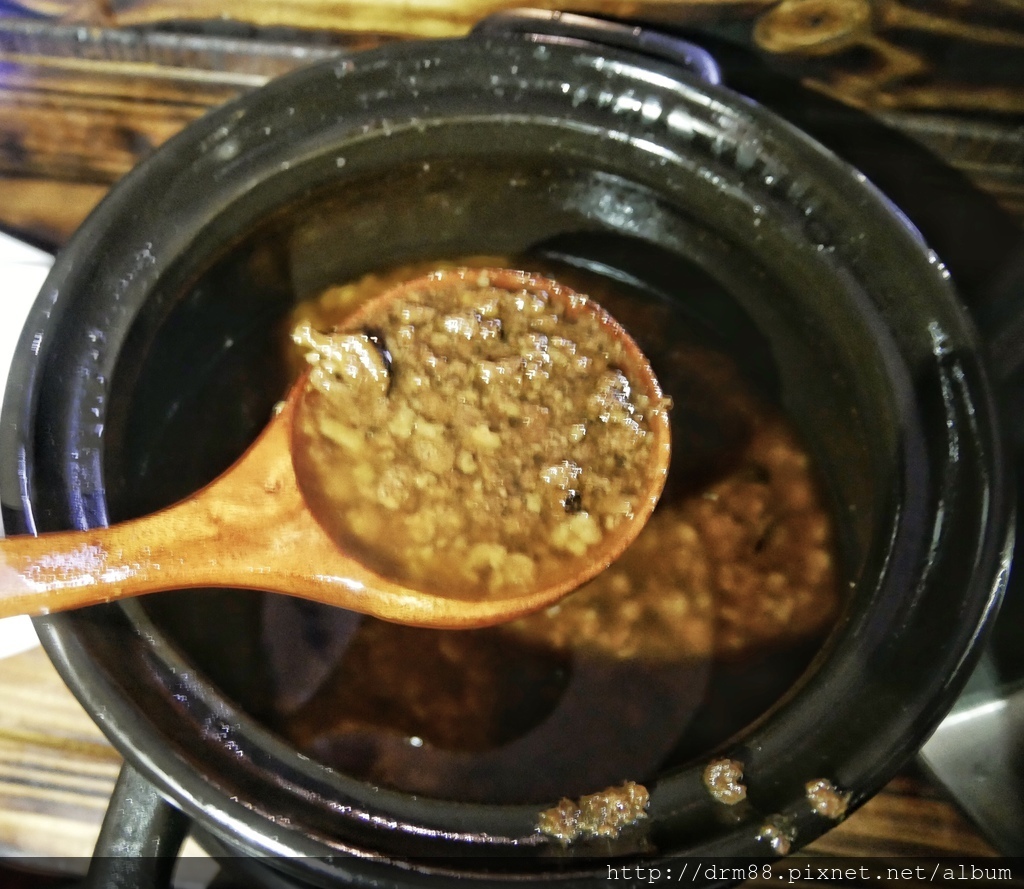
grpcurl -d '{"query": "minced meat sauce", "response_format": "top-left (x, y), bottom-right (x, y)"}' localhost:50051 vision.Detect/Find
top-left (290, 268), bottom-right (669, 599)
top-left (268, 256), bottom-right (841, 808)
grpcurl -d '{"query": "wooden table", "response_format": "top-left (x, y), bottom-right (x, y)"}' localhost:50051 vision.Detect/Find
top-left (1, 2), bottom-right (1021, 875)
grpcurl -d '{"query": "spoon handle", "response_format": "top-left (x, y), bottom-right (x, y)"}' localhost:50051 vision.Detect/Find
top-left (0, 506), bottom-right (213, 617)
top-left (0, 412), bottom-right (309, 618)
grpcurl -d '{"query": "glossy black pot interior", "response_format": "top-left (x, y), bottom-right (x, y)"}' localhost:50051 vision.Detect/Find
top-left (0, 21), bottom-right (1011, 884)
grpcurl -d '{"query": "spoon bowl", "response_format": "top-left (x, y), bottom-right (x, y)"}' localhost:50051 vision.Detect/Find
top-left (0, 269), bottom-right (671, 628)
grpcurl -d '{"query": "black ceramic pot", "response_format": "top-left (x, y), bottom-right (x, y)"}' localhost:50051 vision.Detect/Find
top-left (0, 10), bottom-right (1012, 886)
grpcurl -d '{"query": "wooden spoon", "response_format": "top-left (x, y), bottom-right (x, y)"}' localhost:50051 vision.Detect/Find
top-left (0, 269), bottom-right (671, 629)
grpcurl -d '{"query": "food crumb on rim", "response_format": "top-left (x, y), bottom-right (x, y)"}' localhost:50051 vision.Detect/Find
top-left (703, 757), bottom-right (747, 805)
top-left (537, 780), bottom-right (650, 842)
top-left (805, 777), bottom-right (851, 819)
top-left (757, 813), bottom-right (797, 855)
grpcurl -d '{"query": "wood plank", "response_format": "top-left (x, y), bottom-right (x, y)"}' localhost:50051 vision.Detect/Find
top-left (0, 85), bottom-right (211, 180)
top-left (0, 646), bottom-right (219, 868)
top-left (805, 774), bottom-right (998, 857)
top-left (875, 110), bottom-right (1024, 222)
top-left (2, 0), bottom-right (778, 40)
top-left (0, 178), bottom-right (106, 246)
top-left (1, 37), bottom-right (1021, 238)
top-left (2, 0), bottom-right (1022, 113)
top-left (0, 19), bottom-right (377, 80)
top-left (0, 21), bottom-right (365, 187)
top-left (0, 647), bottom-right (120, 859)
top-left (0, 19), bottom-right (399, 189)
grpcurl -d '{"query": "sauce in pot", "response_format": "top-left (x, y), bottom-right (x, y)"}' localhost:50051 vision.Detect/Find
top-left (263, 256), bottom-right (841, 805)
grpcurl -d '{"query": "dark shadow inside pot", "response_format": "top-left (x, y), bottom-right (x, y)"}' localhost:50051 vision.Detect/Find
top-left (101, 153), bottom-right (892, 807)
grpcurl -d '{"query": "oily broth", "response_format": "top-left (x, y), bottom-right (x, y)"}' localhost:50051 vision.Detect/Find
top-left (264, 256), bottom-right (840, 804)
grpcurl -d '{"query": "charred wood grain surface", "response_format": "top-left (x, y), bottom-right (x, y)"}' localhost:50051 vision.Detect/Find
top-left (0, 0), bottom-right (1020, 867)
top-left (1, 0), bottom-right (1022, 111)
